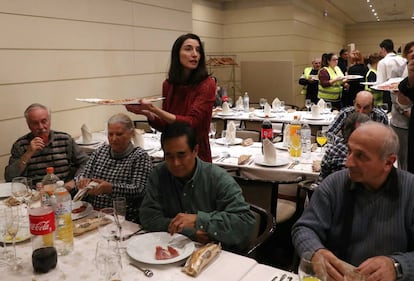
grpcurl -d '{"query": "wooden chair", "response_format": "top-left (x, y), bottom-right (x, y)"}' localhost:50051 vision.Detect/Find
top-left (236, 129), bottom-right (261, 142)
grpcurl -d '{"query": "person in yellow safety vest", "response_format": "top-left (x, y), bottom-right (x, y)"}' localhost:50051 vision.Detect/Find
top-left (318, 53), bottom-right (349, 110)
top-left (365, 53), bottom-right (383, 106)
top-left (299, 57), bottom-right (321, 104)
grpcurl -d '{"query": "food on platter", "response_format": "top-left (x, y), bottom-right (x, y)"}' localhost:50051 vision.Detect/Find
top-left (155, 246), bottom-right (179, 260)
top-left (375, 82), bottom-right (400, 91)
top-left (182, 243), bottom-right (222, 277)
top-left (73, 216), bottom-right (111, 236)
top-left (72, 204), bottom-right (87, 214)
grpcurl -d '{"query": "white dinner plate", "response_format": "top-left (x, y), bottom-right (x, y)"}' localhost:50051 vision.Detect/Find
top-left (255, 112), bottom-right (276, 118)
top-left (127, 232), bottom-right (195, 265)
top-left (343, 75), bottom-right (364, 80)
top-left (215, 137), bottom-right (243, 145)
top-left (360, 81), bottom-right (376, 86)
top-left (217, 111), bottom-right (234, 116)
top-left (254, 155), bottom-right (290, 167)
top-left (274, 142), bottom-right (289, 150)
top-left (71, 201), bottom-right (93, 220)
top-left (0, 225), bottom-right (30, 244)
top-left (76, 97), bottom-right (164, 105)
top-left (76, 138), bottom-right (102, 146)
top-left (302, 115), bottom-right (325, 120)
top-left (0, 182), bottom-right (12, 198)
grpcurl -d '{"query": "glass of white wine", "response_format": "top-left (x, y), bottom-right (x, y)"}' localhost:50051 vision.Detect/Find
top-left (316, 130), bottom-right (328, 155)
top-left (259, 98), bottom-right (267, 111)
top-left (11, 177), bottom-right (31, 205)
top-left (5, 206), bottom-right (22, 271)
top-left (305, 99), bottom-right (312, 112)
top-left (209, 122), bottom-right (217, 144)
top-left (298, 252), bottom-right (326, 281)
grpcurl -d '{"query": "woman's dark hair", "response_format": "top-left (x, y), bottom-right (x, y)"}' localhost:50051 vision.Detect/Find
top-left (161, 122), bottom-right (197, 151)
top-left (321, 53), bottom-right (335, 67)
top-left (167, 33), bottom-right (209, 85)
top-left (403, 41), bottom-right (414, 58)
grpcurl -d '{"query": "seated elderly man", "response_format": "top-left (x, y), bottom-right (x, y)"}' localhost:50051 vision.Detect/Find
top-left (317, 112), bottom-right (369, 183)
top-left (327, 91), bottom-right (389, 138)
top-left (292, 122), bottom-right (414, 280)
top-left (4, 103), bottom-right (88, 190)
top-left (139, 122), bottom-right (255, 252)
top-left (76, 113), bottom-right (152, 223)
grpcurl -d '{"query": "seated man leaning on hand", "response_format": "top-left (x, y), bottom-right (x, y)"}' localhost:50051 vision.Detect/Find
top-left (139, 122), bottom-right (255, 252)
top-left (4, 103), bottom-right (88, 190)
top-left (292, 122), bottom-right (414, 281)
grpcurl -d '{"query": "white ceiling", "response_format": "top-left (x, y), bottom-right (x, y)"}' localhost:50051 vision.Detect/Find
top-left (206, 0), bottom-right (414, 24)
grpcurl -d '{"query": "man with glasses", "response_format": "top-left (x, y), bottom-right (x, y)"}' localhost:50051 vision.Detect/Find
top-left (327, 91), bottom-right (389, 138)
top-left (139, 122), bottom-right (255, 252)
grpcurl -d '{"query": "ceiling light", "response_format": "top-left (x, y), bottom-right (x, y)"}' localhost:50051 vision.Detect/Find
top-left (323, 9), bottom-right (328, 17)
top-left (366, 0), bottom-right (370, 2)
top-left (374, 12), bottom-right (377, 16)
top-left (372, 9), bottom-right (375, 12)
top-left (369, 4), bottom-right (372, 8)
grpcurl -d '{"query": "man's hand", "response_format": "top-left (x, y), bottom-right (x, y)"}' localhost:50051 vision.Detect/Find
top-left (28, 137), bottom-right (46, 153)
top-left (313, 249), bottom-right (349, 281)
top-left (168, 213), bottom-right (197, 235)
top-left (357, 256), bottom-right (396, 281)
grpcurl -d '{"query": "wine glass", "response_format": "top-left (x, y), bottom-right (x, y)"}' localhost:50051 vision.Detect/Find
top-left (113, 197), bottom-right (126, 241)
top-left (5, 206), bottom-right (22, 271)
top-left (221, 130), bottom-right (229, 148)
top-left (227, 97), bottom-right (233, 107)
top-left (305, 99), bottom-right (312, 112)
top-left (316, 130), bottom-right (328, 155)
top-left (0, 208), bottom-right (11, 266)
top-left (298, 251), bottom-right (327, 281)
top-left (95, 240), bottom-right (122, 281)
top-left (97, 208), bottom-right (120, 243)
top-left (259, 98), bottom-right (267, 111)
top-left (11, 177), bottom-right (31, 205)
top-left (325, 102), bottom-right (332, 113)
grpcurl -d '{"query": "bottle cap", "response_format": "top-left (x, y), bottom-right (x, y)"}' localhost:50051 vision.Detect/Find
top-left (46, 167), bottom-right (54, 174)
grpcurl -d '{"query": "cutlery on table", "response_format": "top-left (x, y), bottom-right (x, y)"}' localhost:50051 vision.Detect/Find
top-left (271, 276), bottom-right (278, 281)
top-left (287, 276), bottom-right (293, 281)
top-left (117, 227), bottom-right (144, 241)
top-left (279, 273), bottom-right (287, 281)
top-left (130, 263), bottom-right (154, 277)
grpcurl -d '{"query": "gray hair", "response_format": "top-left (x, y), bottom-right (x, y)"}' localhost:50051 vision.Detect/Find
top-left (24, 103), bottom-right (51, 120)
top-left (358, 121), bottom-right (399, 160)
top-left (107, 113), bottom-right (135, 134)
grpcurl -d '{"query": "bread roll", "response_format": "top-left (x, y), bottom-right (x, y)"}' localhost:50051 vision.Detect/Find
top-left (182, 243), bottom-right (221, 276)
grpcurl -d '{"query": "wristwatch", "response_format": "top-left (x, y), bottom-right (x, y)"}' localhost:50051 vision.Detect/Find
top-left (391, 258), bottom-right (403, 280)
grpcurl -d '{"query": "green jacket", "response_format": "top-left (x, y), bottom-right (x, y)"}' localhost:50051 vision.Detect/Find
top-left (139, 157), bottom-right (255, 251)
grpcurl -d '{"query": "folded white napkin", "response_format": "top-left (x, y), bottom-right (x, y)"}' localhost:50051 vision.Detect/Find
top-left (73, 181), bottom-right (98, 202)
top-left (132, 129), bottom-right (144, 148)
top-left (311, 104), bottom-right (321, 118)
top-left (81, 124), bottom-right (92, 144)
top-left (263, 138), bottom-right (277, 164)
top-left (235, 96), bottom-right (243, 110)
top-left (222, 102), bottom-right (230, 114)
top-left (264, 103), bottom-right (272, 116)
top-left (272, 98), bottom-right (281, 111)
top-left (226, 121), bottom-right (236, 144)
top-left (317, 99), bottom-right (326, 110)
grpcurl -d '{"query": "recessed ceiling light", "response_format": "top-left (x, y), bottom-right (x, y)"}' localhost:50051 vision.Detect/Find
top-left (374, 12), bottom-right (377, 16)
top-left (372, 9), bottom-right (375, 12)
top-left (369, 4), bottom-right (372, 8)
top-left (367, 0), bottom-right (370, 2)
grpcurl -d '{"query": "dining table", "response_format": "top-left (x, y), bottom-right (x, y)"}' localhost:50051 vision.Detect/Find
top-left (0, 201), bottom-right (299, 281)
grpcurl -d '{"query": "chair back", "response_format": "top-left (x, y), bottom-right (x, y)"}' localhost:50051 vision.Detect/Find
top-left (247, 203), bottom-right (276, 257)
top-left (236, 129), bottom-right (261, 142)
top-left (133, 120), bottom-right (153, 133)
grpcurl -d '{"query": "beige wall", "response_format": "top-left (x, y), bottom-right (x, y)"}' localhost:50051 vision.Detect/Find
top-left (0, 0), bottom-right (193, 180)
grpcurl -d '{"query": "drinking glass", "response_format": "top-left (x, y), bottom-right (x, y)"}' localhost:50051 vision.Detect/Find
top-left (0, 208), bottom-right (11, 266)
top-left (259, 98), bottom-right (267, 111)
top-left (316, 130), bottom-right (328, 155)
top-left (95, 240), bottom-right (122, 281)
top-left (325, 102), bottom-right (332, 113)
top-left (298, 251), bottom-right (327, 281)
top-left (97, 208), bottom-right (119, 242)
top-left (209, 122), bottom-right (217, 143)
top-left (289, 130), bottom-right (301, 164)
top-left (305, 99), bottom-right (312, 112)
top-left (11, 177), bottom-right (31, 205)
top-left (227, 97), bottom-right (233, 107)
top-left (113, 197), bottom-right (126, 241)
top-left (5, 206), bottom-right (22, 271)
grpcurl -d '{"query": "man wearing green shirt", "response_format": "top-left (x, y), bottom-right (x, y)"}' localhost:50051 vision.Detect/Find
top-left (140, 122), bottom-right (255, 252)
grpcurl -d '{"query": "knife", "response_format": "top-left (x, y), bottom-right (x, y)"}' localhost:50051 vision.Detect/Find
top-left (279, 274), bottom-right (287, 281)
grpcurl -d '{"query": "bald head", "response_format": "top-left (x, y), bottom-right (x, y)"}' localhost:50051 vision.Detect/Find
top-left (354, 91), bottom-right (374, 115)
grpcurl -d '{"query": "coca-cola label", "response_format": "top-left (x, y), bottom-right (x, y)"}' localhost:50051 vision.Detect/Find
top-left (261, 128), bottom-right (273, 140)
top-left (29, 211), bottom-right (56, 235)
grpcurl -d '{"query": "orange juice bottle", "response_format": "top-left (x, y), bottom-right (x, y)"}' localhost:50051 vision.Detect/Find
top-left (289, 115), bottom-right (302, 157)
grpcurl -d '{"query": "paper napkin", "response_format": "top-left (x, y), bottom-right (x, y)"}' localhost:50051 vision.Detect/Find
top-left (264, 103), bottom-right (272, 116)
top-left (81, 124), bottom-right (92, 144)
top-left (317, 99), bottom-right (326, 110)
top-left (235, 96), bottom-right (243, 110)
top-left (132, 129), bottom-right (144, 148)
top-left (311, 104), bottom-right (321, 118)
top-left (226, 121), bottom-right (236, 144)
top-left (263, 138), bottom-right (277, 164)
top-left (272, 98), bottom-right (281, 111)
top-left (222, 102), bottom-right (230, 114)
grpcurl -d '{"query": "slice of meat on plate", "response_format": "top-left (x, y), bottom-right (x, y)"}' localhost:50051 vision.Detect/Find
top-left (155, 245), bottom-right (179, 260)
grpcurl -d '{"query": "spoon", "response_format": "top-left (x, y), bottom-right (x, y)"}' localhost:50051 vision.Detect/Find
top-left (130, 263), bottom-right (154, 277)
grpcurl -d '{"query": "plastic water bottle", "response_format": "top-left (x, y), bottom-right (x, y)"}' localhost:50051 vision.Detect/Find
top-left (301, 122), bottom-right (312, 159)
top-left (54, 180), bottom-right (74, 255)
top-left (41, 167), bottom-right (59, 206)
top-left (243, 92), bottom-right (250, 113)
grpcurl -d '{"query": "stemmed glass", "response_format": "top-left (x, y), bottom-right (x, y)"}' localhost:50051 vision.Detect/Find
top-left (5, 206), bottom-right (22, 271)
top-left (221, 130), bottom-right (230, 148)
top-left (298, 251), bottom-right (327, 281)
top-left (209, 122), bottom-right (217, 144)
top-left (97, 208), bottom-right (120, 243)
top-left (305, 99), bottom-right (312, 112)
top-left (259, 98), bottom-right (267, 111)
top-left (325, 102), bottom-right (332, 113)
top-left (227, 97), bottom-right (233, 107)
top-left (316, 130), bottom-right (328, 155)
top-left (11, 177), bottom-right (32, 205)
top-left (0, 208), bottom-right (11, 267)
top-left (113, 197), bottom-right (126, 242)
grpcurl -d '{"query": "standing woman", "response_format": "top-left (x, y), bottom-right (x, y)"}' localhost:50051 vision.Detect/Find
top-left (365, 53), bottom-right (383, 106)
top-left (126, 33), bottom-right (216, 162)
top-left (346, 50), bottom-right (368, 107)
top-left (318, 53), bottom-right (349, 110)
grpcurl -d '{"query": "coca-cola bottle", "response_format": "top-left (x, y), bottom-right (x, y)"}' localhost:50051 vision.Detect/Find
top-left (261, 117), bottom-right (273, 153)
top-left (29, 205), bottom-right (57, 273)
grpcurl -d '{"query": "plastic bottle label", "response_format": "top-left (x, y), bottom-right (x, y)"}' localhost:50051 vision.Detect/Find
top-left (261, 128), bottom-right (273, 140)
top-left (55, 200), bottom-right (71, 216)
top-left (29, 212), bottom-right (56, 235)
